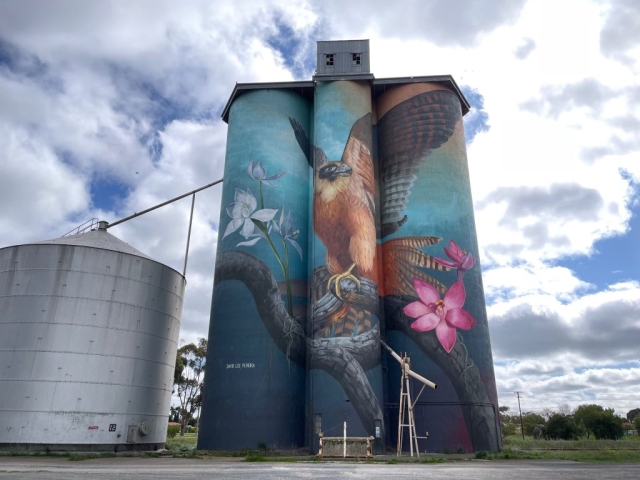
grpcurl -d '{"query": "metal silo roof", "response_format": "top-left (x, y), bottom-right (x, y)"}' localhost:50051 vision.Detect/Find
top-left (27, 227), bottom-right (155, 261)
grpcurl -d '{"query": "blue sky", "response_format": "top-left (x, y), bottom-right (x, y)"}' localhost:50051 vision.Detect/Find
top-left (0, 0), bottom-right (639, 416)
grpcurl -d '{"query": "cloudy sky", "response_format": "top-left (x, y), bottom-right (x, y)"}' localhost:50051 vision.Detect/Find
top-left (1, 0), bottom-right (638, 417)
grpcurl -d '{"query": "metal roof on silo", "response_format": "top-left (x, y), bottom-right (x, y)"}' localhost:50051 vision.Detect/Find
top-left (27, 227), bottom-right (155, 262)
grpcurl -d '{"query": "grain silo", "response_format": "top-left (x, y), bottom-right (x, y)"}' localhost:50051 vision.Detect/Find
top-left (0, 221), bottom-right (185, 452)
top-left (199, 39), bottom-right (502, 454)
top-left (198, 88), bottom-right (311, 451)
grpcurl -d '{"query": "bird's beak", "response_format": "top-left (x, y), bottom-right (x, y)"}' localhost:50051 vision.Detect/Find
top-left (334, 164), bottom-right (352, 177)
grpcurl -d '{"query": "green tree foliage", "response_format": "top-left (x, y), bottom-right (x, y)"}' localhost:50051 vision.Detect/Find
top-left (574, 404), bottom-right (605, 439)
top-left (167, 425), bottom-right (180, 438)
top-left (499, 405), bottom-right (513, 432)
top-left (627, 408), bottom-right (640, 423)
top-left (521, 412), bottom-right (545, 436)
top-left (635, 415), bottom-right (640, 432)
top-left (544, 413), bottom-right (582, 440)
top-left (502, 423), bottom-right (517, 436)
top-left (173, 338), bottom-right (207, 436)
top-left (592, 410), bottom-right (624, 440)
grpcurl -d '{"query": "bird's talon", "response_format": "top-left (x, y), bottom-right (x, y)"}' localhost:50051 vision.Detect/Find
top-left (327, 266), bottom-right (360, 300)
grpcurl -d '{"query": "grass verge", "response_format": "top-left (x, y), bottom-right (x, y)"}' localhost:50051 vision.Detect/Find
top-left (68, 453), bottom-right (117, 461)
top-left (244, 456), bottom-right (297, 462)
top-left (503, 436), bottom-right (640, 451)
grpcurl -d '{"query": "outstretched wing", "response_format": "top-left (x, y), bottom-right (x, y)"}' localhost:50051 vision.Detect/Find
top-left (382, 236), bottom-right (449, 295)
top-left (288, 117), bottom-right (327, 168)
top-left (378, 90), bottom-right (462, 237)
top-left (341, 113), bottom-right (375, 214)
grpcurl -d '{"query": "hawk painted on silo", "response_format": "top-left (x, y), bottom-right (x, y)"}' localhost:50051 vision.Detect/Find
top-left (290, 113), bottom-right (375, 300)
top-left (289, 89), bottom-right (462, 303)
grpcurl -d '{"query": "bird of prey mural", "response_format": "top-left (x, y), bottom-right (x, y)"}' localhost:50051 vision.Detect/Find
top-left (292, 113), bottom-right (376, 300)
top-left (290, 89), bottom-right (462, 302)
top-left (259, 88), bottom-right (499, 450)
top-left (211, 87), bottom-right (500, 452)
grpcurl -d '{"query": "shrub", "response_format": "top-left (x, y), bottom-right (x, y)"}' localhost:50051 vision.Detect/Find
top-left (522, 413), bottom-right (546, 436)
top-left (545, 414), bottom-right (581, 440)
top-left (533, 426), bottom-right (543, 439)
top-left (592, 411), bottom-right (624, 440)
top-left (502, 423), bottom-right (517, 436)
top-left (167, 425), bottom-right (180, 438)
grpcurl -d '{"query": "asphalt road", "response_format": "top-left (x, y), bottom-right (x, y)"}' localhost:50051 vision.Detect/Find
top-left (1, 457), bottom-right (639, 479)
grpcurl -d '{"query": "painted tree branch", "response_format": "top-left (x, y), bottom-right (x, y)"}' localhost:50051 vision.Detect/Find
top-left (215, 251), bottom-right (499, 450)
top-left (308, 340), bottom-right (384, 436)
top-left (214, 250), bottom-right (383, 435)
top-left (215, 250), bottom-right (306, 365)
top-left (385, 294), bottom-right (501, 451)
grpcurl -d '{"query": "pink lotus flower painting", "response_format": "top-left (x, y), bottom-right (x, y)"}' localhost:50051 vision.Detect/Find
top-left (403, 278), bottom-right (476, 353)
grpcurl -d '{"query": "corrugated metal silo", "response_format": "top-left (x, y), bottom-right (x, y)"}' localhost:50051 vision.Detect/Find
top-left (0, 222), bottom-right (185, 452)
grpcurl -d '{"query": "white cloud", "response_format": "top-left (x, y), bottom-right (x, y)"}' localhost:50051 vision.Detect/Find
top-left (0, 0), bottom-right (639, 416)
top-left (483, 264), bottom-right (592, 301)
top-left (108, 119), bottom-right (226, 344)
top-left (0, 125), bottom-right (89, 245)
top-left (489, 281), bottom-right (640, 413)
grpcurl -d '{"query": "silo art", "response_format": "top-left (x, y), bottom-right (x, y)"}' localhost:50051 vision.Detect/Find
top-left (199, 40), bottom-right (501, 454)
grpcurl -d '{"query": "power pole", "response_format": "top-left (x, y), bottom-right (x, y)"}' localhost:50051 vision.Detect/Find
top-left (515, 391), bottom-right (524, 440)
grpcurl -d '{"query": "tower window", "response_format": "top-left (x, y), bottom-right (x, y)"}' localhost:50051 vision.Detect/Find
top-left (325, 54), bottom-right (334, 66)
top-left (352, 53), bottom-right (361, 65)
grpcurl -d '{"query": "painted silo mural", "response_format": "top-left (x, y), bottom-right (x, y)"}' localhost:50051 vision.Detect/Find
top-left (304, 80), bottom-right (385, 449)
top-left (377, 84), bottom-right (501, 452)
top-left (200, 40), bottom-right (501, 454)
top-left (198, 89), bottom-right (311, 450)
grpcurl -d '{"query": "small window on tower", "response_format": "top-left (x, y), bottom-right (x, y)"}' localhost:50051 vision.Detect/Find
top-left (326, 54), bottom-right (334, 66)
top-left (352, 53), bottom-right (361, 65)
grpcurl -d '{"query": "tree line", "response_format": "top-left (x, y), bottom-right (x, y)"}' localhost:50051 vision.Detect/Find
top-left (499, 404), bottom-right (640, 440)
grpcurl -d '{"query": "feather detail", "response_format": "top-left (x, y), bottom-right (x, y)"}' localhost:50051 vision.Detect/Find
top-left (387, 245), bottom-right (450, 271)
top-left (382, 236), bottom-right (447, 295)
top-left (386, 236), bottom-right (442, 248)
top-left (341, 113), bottom-right (375, 215)
top-left (378, 90), bottom-right (462, 235)
top-left (288, 116), bottom-right (328, 167)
